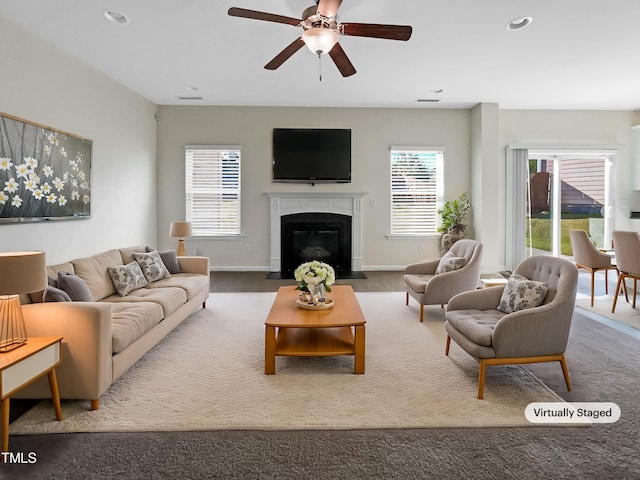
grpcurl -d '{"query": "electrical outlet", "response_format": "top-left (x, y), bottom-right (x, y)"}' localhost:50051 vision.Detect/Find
top-left (370, 198), bottom-right (376, 207)
top-left (244, 244), bottom-right (250, 253)
top-left (418, 244), bottom-right (424, 253)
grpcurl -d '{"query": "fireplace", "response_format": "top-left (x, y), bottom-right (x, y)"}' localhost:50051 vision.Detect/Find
top-left (281, 213), bottom-right (352, 276)
top-left (266, 192), bottom-right (366, 275)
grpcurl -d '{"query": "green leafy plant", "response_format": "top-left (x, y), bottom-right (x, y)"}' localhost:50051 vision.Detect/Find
top-left (437, 192), bottom-right (471, 234)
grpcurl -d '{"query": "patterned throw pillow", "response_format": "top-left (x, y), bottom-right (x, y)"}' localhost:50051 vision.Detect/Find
top-left (133, 251), bottom-right (171, 283)
top-left (145, 246), bottom-right (182, 274)
top-left (108, 262), bottom-right (148, 297)
top-left (435, 251), bottom-right (467, 274)
top-left (497, 273), bottom-right (548, 314)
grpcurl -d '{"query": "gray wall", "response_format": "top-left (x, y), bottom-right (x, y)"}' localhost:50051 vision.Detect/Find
top-left (0, 15), bottom-right (158, 265)
top-left (157, 106), bottom-right (472, 270)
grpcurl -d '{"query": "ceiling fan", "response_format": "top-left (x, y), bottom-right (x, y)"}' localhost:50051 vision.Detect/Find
top-left (228, 0), bottom-right (412, 78)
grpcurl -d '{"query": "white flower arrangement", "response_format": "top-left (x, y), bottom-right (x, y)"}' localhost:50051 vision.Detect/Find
top-left (294, 260), bottom-right (336, 293)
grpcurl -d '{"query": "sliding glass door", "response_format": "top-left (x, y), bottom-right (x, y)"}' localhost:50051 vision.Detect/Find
top-left (509, 148), bottom-right (613, 267)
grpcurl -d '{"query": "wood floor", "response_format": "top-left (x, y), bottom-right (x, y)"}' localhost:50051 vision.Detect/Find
top-left (210, 271), bottom-right (405, 293)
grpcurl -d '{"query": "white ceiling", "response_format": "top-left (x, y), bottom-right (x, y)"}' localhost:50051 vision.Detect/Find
top-left (2, 0), bottom-right (639, 110)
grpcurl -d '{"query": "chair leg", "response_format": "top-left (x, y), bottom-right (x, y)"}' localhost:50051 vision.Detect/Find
top-left (604, 269), bottom-right (609, 295)
top-left (419, 304), bottom-right (424, 322)
top-left (477, 360), bottom-right (486, 400)
top-left (612, 274), bottom-right (624, 313)
top-left (634, 279), bottom-right (638, 309)
top-left (445, 335), bottom-right (451, 356)
top-left (559, 354), bottom-right (572, 391)
top-left (405, 292), bottom-right (409, 305)
top-left (590, 270), bottom-right (595, 307)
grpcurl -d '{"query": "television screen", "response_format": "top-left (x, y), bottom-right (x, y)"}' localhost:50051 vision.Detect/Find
top-left (273, 128), bottom-right (351, 183)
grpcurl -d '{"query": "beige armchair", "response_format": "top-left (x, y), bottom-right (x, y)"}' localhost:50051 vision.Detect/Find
top-left (569, 229), bottom-right (617, 307)
top-left (445, 255), bottom-right (578, 399)
top-left (404, 239), bottom-right (483, 322)
top-left (611, 230), bottom-right (640, 312)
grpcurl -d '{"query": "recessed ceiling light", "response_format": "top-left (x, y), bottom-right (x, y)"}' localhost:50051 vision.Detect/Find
top-left (415, 99), bottom-right (440, 103)
top-left (177, 96), bottom-right (204, 101)
top-left (506, 16), bottom-right (532, 31)
top-left (103, 10), bottom-right (130, 25)
top-left (186, 85), bottom-right (199, 92)
top-left (431, 89), bottom-right (444, 94)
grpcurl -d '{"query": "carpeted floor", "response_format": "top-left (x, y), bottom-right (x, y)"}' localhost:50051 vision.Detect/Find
top-left (4, 271), bottom-right (640, 479)
top-left (9, 292), bottom-right (562, 435)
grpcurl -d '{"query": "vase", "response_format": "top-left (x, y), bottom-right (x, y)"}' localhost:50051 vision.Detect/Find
top-left (307, 284), bottom-right (324, 302)
top-left (442, 233), bottom-right (464, 251)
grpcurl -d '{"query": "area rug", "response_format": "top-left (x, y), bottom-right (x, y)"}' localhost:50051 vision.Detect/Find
top-left (11, 292), bottom-right (564, 435)
top-left (575, 293), bottom-right (640, 332)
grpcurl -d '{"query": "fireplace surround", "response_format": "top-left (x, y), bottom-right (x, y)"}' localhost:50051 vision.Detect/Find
top-left (267, 192), bottom-right (366, 274)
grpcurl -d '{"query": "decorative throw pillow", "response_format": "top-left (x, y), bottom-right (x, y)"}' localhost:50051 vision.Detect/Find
top-left (145, 246), bottom-right (182, 274)
top-left (57, 272), bottom-right (94, 302)
top-left (435, 251), bottom-right (467, 274)
top-left (497, 273), bottom-right (549, 314)
top-left (108, 262), bottom-right (148, 297)
top-left (133, 251), bottom-right (171, 282)
top-left (43, 286), bottom-right (72, 303)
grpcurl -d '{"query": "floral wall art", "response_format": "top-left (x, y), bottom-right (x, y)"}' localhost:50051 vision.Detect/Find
top-left (0, 113), bottom-right (92, 222)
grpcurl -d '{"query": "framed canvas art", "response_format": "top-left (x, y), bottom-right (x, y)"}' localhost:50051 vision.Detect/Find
top-left (0, 112), bottom-right (92, 223)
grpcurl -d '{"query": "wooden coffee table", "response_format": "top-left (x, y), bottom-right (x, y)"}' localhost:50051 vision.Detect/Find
top-left (264, 285), bottom-right (366, 374)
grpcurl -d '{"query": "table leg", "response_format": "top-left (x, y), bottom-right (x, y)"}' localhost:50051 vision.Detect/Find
top-left (48, 368), bottom-right (63, 421)
top-left (354, 325), bottom-right (365, 374)
top-left (1, 397), bottom-right (9, 453)
top-left (265, 326), bottom-right (276, 375)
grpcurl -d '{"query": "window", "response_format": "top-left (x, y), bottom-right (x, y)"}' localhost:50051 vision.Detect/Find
top-left (390, 147), bottom-right (444, 235)
top-left (185, 146), bottom-right (241, 236)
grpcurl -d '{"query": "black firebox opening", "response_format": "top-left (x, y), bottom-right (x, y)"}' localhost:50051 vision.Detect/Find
top-left (281, 213), bottom-right (352, 277)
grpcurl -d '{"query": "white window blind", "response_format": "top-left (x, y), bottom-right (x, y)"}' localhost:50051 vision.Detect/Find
top-left (390, 148), bottom-right (443, 235)
top-left (185, 146), bottom-right (241, 236)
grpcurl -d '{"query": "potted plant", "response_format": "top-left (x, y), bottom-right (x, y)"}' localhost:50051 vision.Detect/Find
top-left (437, 192), bottom-right (471, 250)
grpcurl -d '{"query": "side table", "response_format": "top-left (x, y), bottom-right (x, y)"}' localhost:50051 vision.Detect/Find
top-left (0, 336), bottom-right (63, 452)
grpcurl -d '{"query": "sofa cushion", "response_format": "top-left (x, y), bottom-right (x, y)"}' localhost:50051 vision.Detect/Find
top-left (133, 251), bottom-right (171, 282)
top-left (110, 302), bottom-right (164, 354)
top-left (103, 286), bottom-right (187, 318)
top-left (403, 274), bottom-right (434, 294)
top-left (436, 251), bottom-right (467, 274)
top-left (146, 246), bottom-right (182, 274)
top-left (108, 262), bottom-right (149, 297)
top-left (118, 245), bottom-right (147, 265)
top-left (497, 273), bottom-right (548, 314)
top-left (72, 249), bottom-right (123, 301)
top-left (446, 309), bottom-right (504, 347)
top-left (43, 285), bottom-right (72, 303)
top-left (145, 273), bottom-right (209, 300)
top-left (58, 272), bottom-right (94, 302)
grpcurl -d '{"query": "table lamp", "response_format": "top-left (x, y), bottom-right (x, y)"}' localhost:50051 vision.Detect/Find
top-left (169, 221), bottom-right (192, 256)
top-left (0, 251), bottom-right (46, 352)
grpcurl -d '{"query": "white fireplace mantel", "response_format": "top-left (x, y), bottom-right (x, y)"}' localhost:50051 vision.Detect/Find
top-left (266, 192), bottom-right (367, 272)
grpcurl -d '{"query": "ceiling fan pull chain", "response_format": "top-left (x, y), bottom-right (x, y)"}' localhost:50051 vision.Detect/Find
top-left (318, 51), bottom-right (323, 81)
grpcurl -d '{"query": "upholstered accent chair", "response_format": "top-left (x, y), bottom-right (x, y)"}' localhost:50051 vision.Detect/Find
top-left (611, 230), bottom-right (640, 312)
top-left (404, 239), bottom-right (483, 322)
top-left (569, 229), bottom-right (617, 307)
top-left (445, 255), bottom-right (578, 399)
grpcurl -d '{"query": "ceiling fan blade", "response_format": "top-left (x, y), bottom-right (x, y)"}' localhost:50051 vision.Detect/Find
top-left (264, 38), bottom-right (306, 70)
top-left (228, 7), bottom-right (301, 27)
top-left (328, 42), bottom-right (356, 77)
top-left (339, 22), bottom-right (413, 41)
top-left (316, 0), bottom-right (343, 20)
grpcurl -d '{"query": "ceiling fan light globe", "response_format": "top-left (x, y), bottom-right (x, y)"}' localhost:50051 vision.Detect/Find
top-left (302, 28), bottom-right (338, 54)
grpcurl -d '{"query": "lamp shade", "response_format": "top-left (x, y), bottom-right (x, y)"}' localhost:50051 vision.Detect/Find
top-left (0, 251), bottom-right (47, 295)
top-left (169, 221), bottom-right (193, 238)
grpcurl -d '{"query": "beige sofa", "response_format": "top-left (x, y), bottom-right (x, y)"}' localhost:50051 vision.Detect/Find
top-left (17, 246), bottom-right (210, 410)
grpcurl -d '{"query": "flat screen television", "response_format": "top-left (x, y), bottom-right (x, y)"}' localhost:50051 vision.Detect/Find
top-left (272, 128), bottom-right (351, 183)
